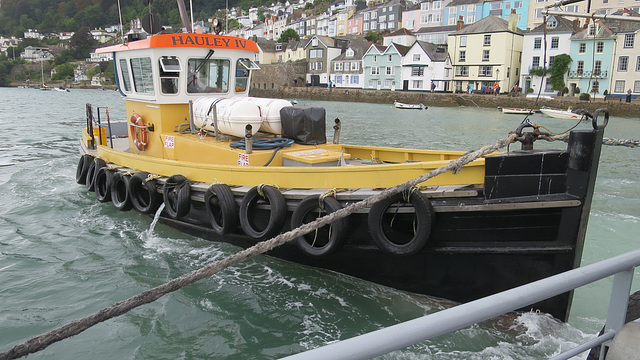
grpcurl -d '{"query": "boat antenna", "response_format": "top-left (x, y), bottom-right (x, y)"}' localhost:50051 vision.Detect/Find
top-left (117, 0), bottom-right (124, 44)
top-left (190, 0), bottom-right (194, 33)
top-left (177, 0), bottom-right (193, 32)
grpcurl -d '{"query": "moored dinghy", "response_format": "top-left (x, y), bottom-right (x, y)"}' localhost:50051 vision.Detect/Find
top-left (76, 17), bottom-right (609, 322)
top-left (393, 100), bottom-right (427, 110)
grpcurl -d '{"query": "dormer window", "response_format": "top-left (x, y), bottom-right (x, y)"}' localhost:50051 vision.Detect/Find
top-left (546, 17), bottom-right (557, 28)
top-left (346, 48), bottom-right (354, 57)
top-left (312, 38), bottom-right (319, 46)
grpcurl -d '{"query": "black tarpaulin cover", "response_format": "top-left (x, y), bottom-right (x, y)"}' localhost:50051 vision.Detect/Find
top-left (280, 106), bottom-right (326, 145)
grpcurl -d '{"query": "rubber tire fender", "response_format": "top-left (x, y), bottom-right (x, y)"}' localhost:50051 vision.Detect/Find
top-left (86, 158), bottom-right (106, 192)
top-left (163, 174), bottom-right (191, 219)
top-left (128, 172), bottom-right (162, 214)
top-left (367, 191), bottom-right (435, 256)
top-left (94, 166), bottom-right (114, 203)
top-left (204, 184), bottom-right (238, 235)
top-left (239, 185), bottom-right (287, 240)
top-left (291, 195), bottom-right (348, 257)
top-left (76, 154), bottom-right (92, 185)
top-left (110, 173), bottom-right (133, 211)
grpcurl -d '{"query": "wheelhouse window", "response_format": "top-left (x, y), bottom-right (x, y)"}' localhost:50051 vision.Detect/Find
top-left (118, 59), bottom-right (132, 92)
top-left (130, 57), bottom-right (154, 95)
top-left (236, 58), bottom-right (259, 93)
top-left (187, 58), bottom-right (230, 94)
top-left (159, 56), bottom-right (180, 94)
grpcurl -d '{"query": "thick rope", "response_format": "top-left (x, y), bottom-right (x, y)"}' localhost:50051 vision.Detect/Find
top-left (546, 134), bottom-right (639, 148)
top-left (0, 134), bottom-right (517, 360)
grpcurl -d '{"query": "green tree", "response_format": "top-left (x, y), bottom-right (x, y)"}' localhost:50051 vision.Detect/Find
top-left (52, 63), bottom-right (74, 80)
top-left (70, 26), bottom-right (96, 60)
top-left (549, 54), bottom-right (572, 92)
top-left (364, 31), bottom-right (381, 44)
top-left (278, 28), bottom-right (300, 43)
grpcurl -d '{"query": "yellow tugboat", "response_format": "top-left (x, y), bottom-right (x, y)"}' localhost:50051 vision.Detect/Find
top-left (77, 28), bottom-right (608, 321)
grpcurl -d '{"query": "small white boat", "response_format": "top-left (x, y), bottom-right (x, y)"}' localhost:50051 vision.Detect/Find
top-left (394, 101), bottom-right (427, 110)
top-left (539, 106), bottom-right (582, 119)
top-left (499, 107), bottom-right (536, 115)
top-left (55, 87), bottom-right (70, 92)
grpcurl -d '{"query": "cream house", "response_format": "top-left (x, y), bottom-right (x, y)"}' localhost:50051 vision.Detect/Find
top-left (448, 13), bottom-right (523, 93)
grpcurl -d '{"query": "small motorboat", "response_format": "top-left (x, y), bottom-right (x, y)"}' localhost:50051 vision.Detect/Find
top-left (55, 86), bottom-right (70, 92)
top-left (499, 107), bottom-right (537, 115)
top-left (539, 106), bottom-right (583, 119)
top-left (394, 101), bottom-right (427, 110)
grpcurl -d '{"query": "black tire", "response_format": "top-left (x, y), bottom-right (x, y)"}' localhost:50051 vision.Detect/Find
top-left (239, 185), bottom-right (287, 240)
top-left (163, 174), bottom-right (191, 219)
top-left (76, 154), bottom-right (92, 185)
top-left (85, 160), bottom-right (97, 192)
top-left (204, 184), bottom-right (238, 235)
top-left (367, 191), bottom-right (435, 256)
top-left (128, 172), bottom-right (162, 214)
top-left (95, 167), bottom-right (113, 203)
top-left (111, 173), bottom-right (132, 211)
top-left (291, 195), bottom-right (348, 257)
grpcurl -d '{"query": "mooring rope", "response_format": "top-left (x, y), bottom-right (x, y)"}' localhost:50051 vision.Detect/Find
top-left (545, 134), bottom-right (640, 148)
top-left (0, 134), bottom-right (517, 360)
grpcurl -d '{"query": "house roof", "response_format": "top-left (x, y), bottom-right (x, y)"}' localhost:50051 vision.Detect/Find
top-left (414, 25), bottom-right (459, 34)
top-left (570, 20), bottom-right (616, 40)
top-left (331, 37), bottom-right (371, 61)
top-left (603, 9), bottom-right (640, 33)
top-left (446, 0), bottom-right (483, 7)
top-left (387, 27), bottom-right (414, 37)
top-left (303, 35), bottom-right (339, 48)
top-left (528, 15), bottom-right (576, 34)
top-left (451, 15), bottom-right (523, 35)
top-left (253, 37), bottom-right (279, 52)
top-left (415, 40), bottom-right (448, 61)
top-left (388, 42), bottom-right (412, 56)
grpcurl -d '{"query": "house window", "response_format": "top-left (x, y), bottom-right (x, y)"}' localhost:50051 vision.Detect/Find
top-left (545, 78), bottom-right (554, 91)
top-left (433, 1), bottom-right (442, 9)
top-left (312, 38), bottom-right (319, 46)
top-left (514, 1), bottom-right (523, 8)
top-left (388, 55), bottom-right (392, 62)
top-left (551, 37), bottom-right (559, 49)
top-left (459, 50), bottom-right (466, 62)
top-left (351, 62), bottom-right (359, 70)
top-left (467, 14), bottom-right (475, 23)
top-left (547, 17), bottom-right (557, 28)
top-left (371, 66), bottom-right (379, 75)
top-left (615, 80), bottom-right (625, 92)
top-left (421, 2), bottom-right (430, 10)
top-left (577, 60), bottom-right (584, 75)
top-left (413, 80), bottom-right (423, 88)
top-left (549, 56), bottom-right (554, 67)
top-left (468, 4), bottom-right (475, 11)
top-left (625, 34), bottom-right (635, 48)
top-left (334, 62), bottom-right (343, 71)
top-left (413, 54), bottom-right (420, 61)
top-left (532, 56), bottom-right (540, 69)
top-left (535, 8), bottom-right (543, 18)
top-left (310, 49), bottom-right (324, 58)
top-left (449, 15), bottom-right (457, 25)
top-left (389, 14), bottom-right (394, 21)
top-left (637, 56), bottom-right (640, 71)
top-left (594, 60), bottom-right (602, 75)
top-left (596, 41), bottom-right (604, 53)
top-left (579, 43), bottom-right (586, 53)
top-left (591, 80), bottom-right (599, 93)
top-left (411, 66), bottom-right (424, 76)
top-left (371, 12), bottom-right (377, 19)
top-left (490, 2), bottom-right (501, 10)
top-left (386, 66), bottom-right (394, 75)
top-left (483, 50), bottom-right (490, 61)
top-left (460, 36), bottom-right (467, 47)
top-left (455, 65), bottom-right (469, 76)
top-left (635, 80), bottom-right (640, 92)
top-left (373, 55), bottom-right (377, 62)
top-left (619, 56), bottom-right (629, 71)
top-left (459, 5), bottom-right (466, 11)
top-left (534, 38), bottom-right (542, 49)
top-left (484, 35), bottom-right (491, 46)
top-left (479, 65), bottom-right (493, 76)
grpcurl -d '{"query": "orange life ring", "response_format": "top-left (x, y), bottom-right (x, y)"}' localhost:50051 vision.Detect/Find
top-left (493, 83), bottom-right (499, 89)
top-left (130, 113), bottom-right (148, 151)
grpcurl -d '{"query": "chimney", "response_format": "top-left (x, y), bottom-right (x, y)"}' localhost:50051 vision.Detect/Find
top-left (508, 9), bottom-right (517, 32)
top-left (457, 16), bottom-right (464, 31)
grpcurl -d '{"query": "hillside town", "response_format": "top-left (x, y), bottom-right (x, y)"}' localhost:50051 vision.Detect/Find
top-left (1, 0), bottom-right (640, 99)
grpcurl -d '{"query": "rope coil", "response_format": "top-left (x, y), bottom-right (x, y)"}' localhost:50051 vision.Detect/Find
top-left (0, 134), bottom-right (517, 360)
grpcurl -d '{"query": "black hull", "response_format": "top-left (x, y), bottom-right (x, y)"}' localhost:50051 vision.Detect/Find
top-left (84, 116), bottom-right (606, 322)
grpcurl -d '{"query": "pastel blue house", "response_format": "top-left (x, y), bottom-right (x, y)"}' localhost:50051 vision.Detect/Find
top-left (567, 20), bottom-right (615, 98)
top-left (481, 0), bottom-right (529, 30)
top-left (362, 42), bottom-right (410, 90)
top-left (444, 0), bottom-right (484, 27)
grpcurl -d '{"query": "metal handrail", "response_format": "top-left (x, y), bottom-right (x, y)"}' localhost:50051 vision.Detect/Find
top-left (283, 248), bottom-right (640, 360)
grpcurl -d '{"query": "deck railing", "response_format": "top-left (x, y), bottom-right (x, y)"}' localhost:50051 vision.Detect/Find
top-left (282, 248), bottom-right (640, 360)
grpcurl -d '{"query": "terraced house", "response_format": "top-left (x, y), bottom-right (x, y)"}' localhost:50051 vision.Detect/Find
top-left (363, 42), bottom-right (410, 90)
top-left (567, 20), bottom-right (615, 98)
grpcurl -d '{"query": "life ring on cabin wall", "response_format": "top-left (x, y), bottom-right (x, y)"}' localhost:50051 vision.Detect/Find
top-left (130, 113), bottom-right (148, 151)
top-left (291, 195), bottom-right (348, 257)
top-left (367, 191), bottom-right (435, 256)
top-left (239, 185), bottom-right (287, 240)
top-left (163, 174), bottom-right (191, 219)
top-left (128, 171), bottom-right (162, 214)
top-left (204, 184), bottom-right (238, 235)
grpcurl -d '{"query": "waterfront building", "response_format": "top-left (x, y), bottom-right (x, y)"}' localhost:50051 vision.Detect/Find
top-left (448, 14), bottom-right (523, 93)
top-left (20, 46), bottom-right (54, 62)
top-left (567, 20), bottom-right (615, 98)
top-left (304, 35), bottom-right (345, 85)
top-left (414, 24), bottom-right (458, 44)
top-left (284, 40), bottom-right (307, 62)
top-left (347, 9), bottom-right (364, 34)
top-left (402, 40), bottom-right (452, 91)
top-left (362, 0), bottom-right (406, 34)
top-left (520, 15), bottom-right (576, 96)
top-left (481, 0), bottom-right (528, 30)
top-left (604, 10), bottom-right (640, 99)
top-left (443, 0), bottom-right (483, 27)
top-left (329, 37), bottom-right (370, 88)
top-left (401, 2), bottom-right (421, 31)
top-left (383, 28), bottom-right (417, 46)
top-left (362, 42), bottom-right (410, 90)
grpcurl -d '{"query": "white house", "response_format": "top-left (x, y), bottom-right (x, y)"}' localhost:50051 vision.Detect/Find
top-left (401, 40), bottom-right (452, 91)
